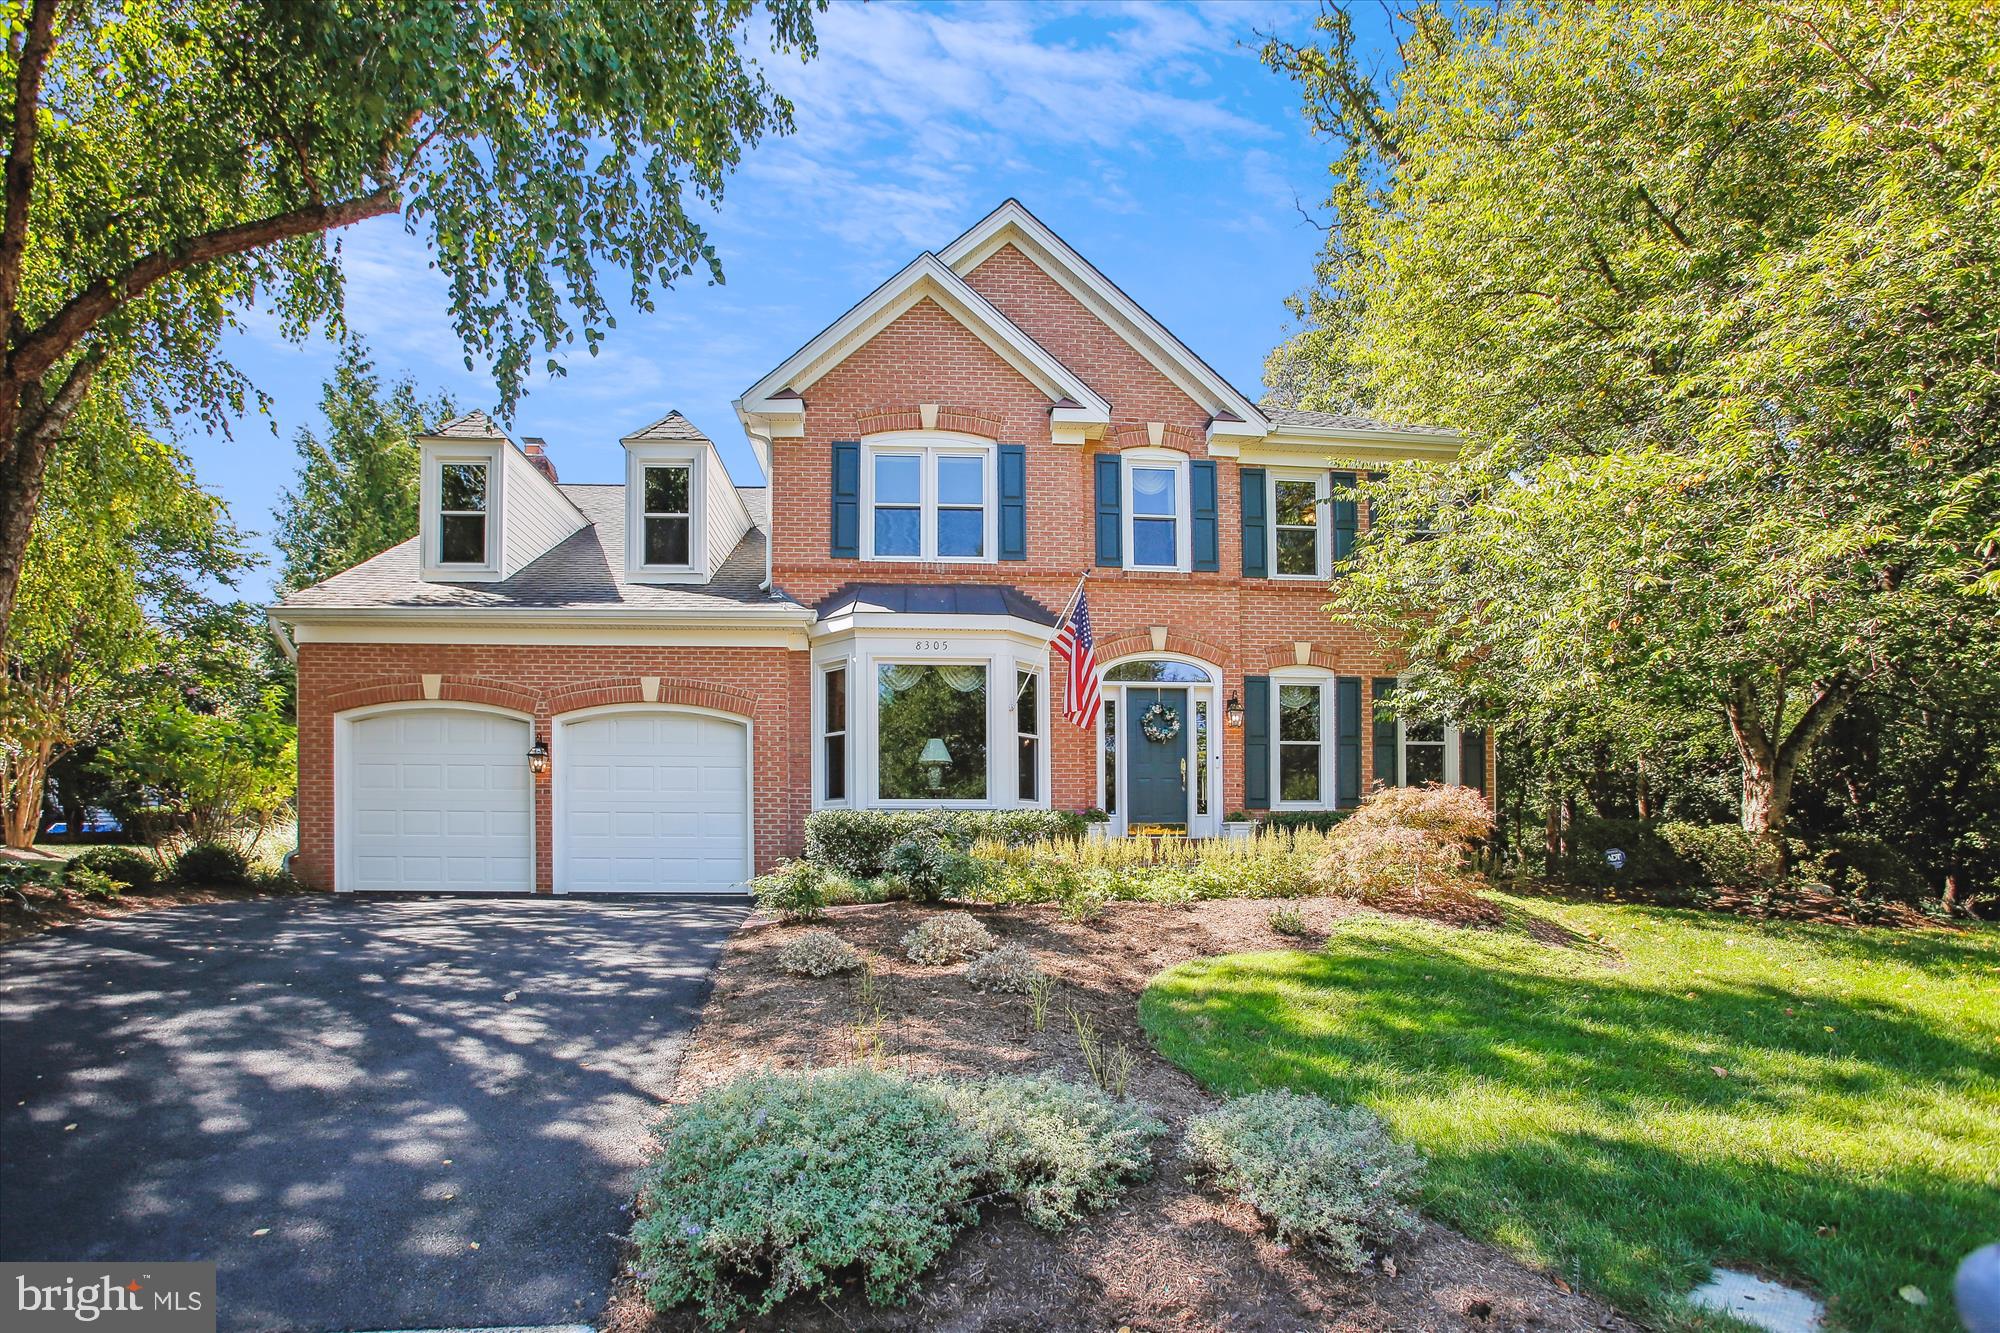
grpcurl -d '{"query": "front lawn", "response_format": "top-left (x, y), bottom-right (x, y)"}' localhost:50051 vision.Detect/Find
top-left (1140, 896), bottom-right (1999, 1331)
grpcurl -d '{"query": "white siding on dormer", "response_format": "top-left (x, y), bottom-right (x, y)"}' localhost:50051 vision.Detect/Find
top-left (705, 450), bottom-right (751, 574)
top-left (500, 446), bottom-right (587, 577)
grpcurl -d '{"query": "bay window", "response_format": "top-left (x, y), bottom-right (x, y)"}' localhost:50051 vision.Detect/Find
top-left (821, 665), bottom-right (849, 802)
top-left (876, 663), bottom-right (989, 800)
top-left (1016, 669), bottom-right (1040, 802)
top-left (864, 440), bottom-right (995, 562)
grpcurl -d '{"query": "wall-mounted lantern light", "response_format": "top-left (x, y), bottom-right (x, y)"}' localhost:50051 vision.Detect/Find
top-left (527, 740), bottom-right (550, 774)
top-left (1225, 694), bottom-right (1244, 730)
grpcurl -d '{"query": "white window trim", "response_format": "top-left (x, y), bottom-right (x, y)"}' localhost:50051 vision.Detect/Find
top-left (810, 631), bottom-right (1049, 812)
top-left (1269, 468), bottom-right (1329, 581)
top-left (1397, 717), bottom-right (1462, 787)
top-left (1271, 669), bottom-right (1337, 810)
top-left (624, 443), bottom-right (708, 583)
top-left (860, 432), bottom-right (999, 564)
top-left (1015, 666), bottom-right (1043, 804)
top-left (1121, 448), bottom-right (1191, 572)
top-left (419, 445), bottom-right (504, 581)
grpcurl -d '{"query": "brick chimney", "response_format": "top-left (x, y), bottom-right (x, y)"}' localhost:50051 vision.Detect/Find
top-left (520, 437), bottom-right (559, 483)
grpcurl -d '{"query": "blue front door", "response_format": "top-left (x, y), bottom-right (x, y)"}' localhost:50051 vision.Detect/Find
top-left (1126, 687), bottom-right (1188, 828)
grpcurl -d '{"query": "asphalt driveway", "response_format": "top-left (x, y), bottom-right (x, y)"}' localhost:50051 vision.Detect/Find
top-left (0, 895), bottom-right (744, 1332)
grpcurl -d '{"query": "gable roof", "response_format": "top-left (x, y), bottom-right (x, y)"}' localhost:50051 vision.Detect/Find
top-left (737, 252), bottom-right (1110, 423)
top-left (427, 409), bottom-right (509, 440)
top-left (622, 409), bottom-right (713, 444)
top-left (937, 199), bottom-right (1267, 431)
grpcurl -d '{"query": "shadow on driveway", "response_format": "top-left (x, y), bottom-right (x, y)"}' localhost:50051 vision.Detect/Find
top-left (0, 895), bottom-right (743, 1332)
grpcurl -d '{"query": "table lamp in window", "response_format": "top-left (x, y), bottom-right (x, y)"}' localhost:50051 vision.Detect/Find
top-left (919, 738), bottom-right (952, 790)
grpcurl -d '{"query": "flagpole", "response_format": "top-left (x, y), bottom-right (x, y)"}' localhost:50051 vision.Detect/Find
top-left (1053, 569), bottom-right (1090, 628)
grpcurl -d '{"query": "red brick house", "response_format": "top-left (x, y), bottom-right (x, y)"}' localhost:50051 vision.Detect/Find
top-left (271, 200), bottom-right (1488, 895)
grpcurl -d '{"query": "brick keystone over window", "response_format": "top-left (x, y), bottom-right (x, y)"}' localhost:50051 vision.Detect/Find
top-left (1108, 422), bottom-right (1204, 453)
top-left (855, 404), bottom-right (1004, 439)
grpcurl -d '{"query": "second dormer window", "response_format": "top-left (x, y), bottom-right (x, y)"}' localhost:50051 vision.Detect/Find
top-left (438, 461), bottom-right (489, 564)
top-left (642, 463), bottom-right (693, 566)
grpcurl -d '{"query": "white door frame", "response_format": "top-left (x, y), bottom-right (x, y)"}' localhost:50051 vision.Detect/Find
top-left (1094, 653), bottom-right (1223, 838)
top-left (333, 700), bottom-right (538, 894)
top-left (550, 702), bottom-right (755, 895)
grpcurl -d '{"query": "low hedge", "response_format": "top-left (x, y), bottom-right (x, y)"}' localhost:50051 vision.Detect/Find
top-left (69, 846), bottom-right (160, 892)
top-left (804, 809), bottom-right (1085, 877)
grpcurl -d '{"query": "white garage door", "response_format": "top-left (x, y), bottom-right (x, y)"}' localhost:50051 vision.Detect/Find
top-left (342, 708), bottom-right (534, 892)
top-left (556, 710), bottom-right (749, 894)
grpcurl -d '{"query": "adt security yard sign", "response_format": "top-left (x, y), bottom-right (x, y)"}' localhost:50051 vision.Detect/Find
top-left (1605, 847), bottom-right (1627, 871)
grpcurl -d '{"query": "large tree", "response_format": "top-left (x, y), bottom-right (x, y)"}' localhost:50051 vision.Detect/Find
top-left (1268, 1), bottom-right (2000, 857)
top-left (275, 341), bottom-right (451, 595)
top-left (0, 0), bottom-right (820, 639)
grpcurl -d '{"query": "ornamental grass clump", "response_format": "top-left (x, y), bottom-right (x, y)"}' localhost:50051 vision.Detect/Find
top-left (630, 1068), bottom-right (985, 1327)
top-left (902, 912), bottom-right (994, 965)
top-left (936, 1073), bottom-right (1165, 1231)
top-left (964, 942), bottom-right (1039, 993)
top-left (1319, 784), bottom-right (1499, 925)
top-left (774, 928), bottom-right (862, 977)
top-left (1184, 1089), bottom-right (1423, 1272)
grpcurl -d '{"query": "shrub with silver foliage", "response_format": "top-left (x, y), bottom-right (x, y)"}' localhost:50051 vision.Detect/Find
top-left (938, 1073), bottom-right (1165, 1230)
top-left (902, 912), bottom-right (994, 965)
top-left (631, 1067), bottom-right (984, 1326)
top-left (775, 928), bottom-right (862, 977)
top-left (964, 942), bottom-right (1039, 992)
top-left (1184, 1089), bottom-right (1423, 1271)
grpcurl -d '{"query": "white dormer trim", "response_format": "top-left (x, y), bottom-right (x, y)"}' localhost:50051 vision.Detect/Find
top-left (938, 200), bottom-right (1269, 434)
top-left (623, 442), bottom-right (709, 584)
top-left (419, 440), bottom-right (504, 582)
top-left (737, 252), bottom-right (1110, 445)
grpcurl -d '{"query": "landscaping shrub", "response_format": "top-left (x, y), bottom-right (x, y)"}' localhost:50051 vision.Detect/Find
top-left (805, 809), bottom-right (1083, 877)
top-left (1319, 785), bottom-right (1497, 922)
top-left (631, 1067), bottom-right (985, 1327)
top-left (1184, 1090), bottom-right (1423, 1272)
top-left (1657, 821), bottom-right (1779, 888)
top-left (749, 859), bottom-right (839, 921)
top-left (1259, 809), bottom-right (1353, 833)
top-left (937, 1073), bottom-right (1165, 1231)
top-left (972, 828), bottom-right (1332, 907)
top-left (964, 942), bottom-right (1039, 993)
top-left (172, 840), bottom-right (251, 887)
top-left (1809, 832), bottom-right (1930, 901)
top-left (69, 846), bottom-right (159, 892)
top-left (60, 861), bottom-right (124, 900)
top-left (902, 913), bottom-right (994, 965)
top-left (774, 928), bottom-right (863, 977)
top-left (885, 824), bottom-right (984, 902)
top-left (1267, 904), bottom-right (1312, 937)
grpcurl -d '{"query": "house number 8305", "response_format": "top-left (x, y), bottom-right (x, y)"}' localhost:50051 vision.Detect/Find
top-left (914, 639), bottom-right (950, 651)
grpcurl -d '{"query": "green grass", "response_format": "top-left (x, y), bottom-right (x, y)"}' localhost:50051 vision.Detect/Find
top-left (1139, 895), bottom-right (1999, 1331)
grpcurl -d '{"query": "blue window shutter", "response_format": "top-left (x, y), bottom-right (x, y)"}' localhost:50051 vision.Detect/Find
top-left (1240, 466), bottom-right (1267, 577)
top-left (1336, 676), bottom-right (1362, 804)
top-left (1371, 677), bottom-right (1399, 788)
top-left (1460, 727), bottom-right (1488, 794)
top-left (830, 441), bottom-right (860, 559)
top-left (1243, 675), bottom-right (1270, 808)
top-left (999, 443), bottom-right (1027, 561)
top-left (1190, 459), bottom-right (1219, 571)
top-left (1330, 470), bottom-right (1358, 566)
top-left (1094, 454), bottom-right (1122, 567)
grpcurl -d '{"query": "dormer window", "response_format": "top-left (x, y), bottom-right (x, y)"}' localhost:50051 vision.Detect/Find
top-left (642, 463), bottom-right (693, 567)
top-left (438, 462), bottom-right (489, 565)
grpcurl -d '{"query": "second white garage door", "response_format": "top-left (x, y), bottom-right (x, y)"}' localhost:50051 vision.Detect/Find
top-left (555, 709), bottom-right (750, 894)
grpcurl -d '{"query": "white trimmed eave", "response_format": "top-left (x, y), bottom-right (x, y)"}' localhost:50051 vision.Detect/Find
top-left (736, 252), bottom-right (1109, 446)
top-left (1246, 425), bottom-right (1465, 467)
top-left (811, 608), bottom-right (1058, 646)
top-left (272, 603), bottom-right (816, 648)
top-left (938, 201), bottom-right (1269, 432)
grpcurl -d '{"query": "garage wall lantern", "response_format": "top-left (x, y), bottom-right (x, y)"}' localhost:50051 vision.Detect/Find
top-left (527, 739), bottom-right (550, 774)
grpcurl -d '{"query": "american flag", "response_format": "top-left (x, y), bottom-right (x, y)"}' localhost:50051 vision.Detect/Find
top-left (1051, 583), bottom-right (1100, 730)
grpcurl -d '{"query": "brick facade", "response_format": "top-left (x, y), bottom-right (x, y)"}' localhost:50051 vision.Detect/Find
top-left (290, 231), bottom-right (1488, 893)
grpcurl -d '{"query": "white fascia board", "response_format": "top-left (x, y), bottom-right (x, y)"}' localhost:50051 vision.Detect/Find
top-left (274, 604), bottom-right (816, 629)
top-left (938, 200), bottom-right (1268, 429)
top-left (738, 252), bottom-right (1108, 422)
top-left (289, 619), bottom-right (813, 649)
top-left (1242, 430), bottom-right (1466, 468)
top-left (811, 610), bottom-right (1057, 645)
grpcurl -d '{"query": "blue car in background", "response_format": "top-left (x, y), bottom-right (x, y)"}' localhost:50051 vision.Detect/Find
top-left (43, 808), bottom-right (123, 837)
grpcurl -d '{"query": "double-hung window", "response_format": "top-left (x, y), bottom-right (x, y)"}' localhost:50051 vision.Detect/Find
top-left (1123, 453), bottom-right (1188, 570)
top-left (1272, 472), bottom-right (1326, 578)
top-left (438, 462), bottom-right (489, 565)
top-left (1015, 669), bottom-right (1040, 802)
top-left (641, 463), bottom-right (693, 567)
top-left (821, 665), bottom-right (849, 802)
top-left (1277, 682), bottom-right (1325, 804)
top-left (865, 441), bottom-right (993, 561)
top-left (1400, 719), bottom-right (1450, 786)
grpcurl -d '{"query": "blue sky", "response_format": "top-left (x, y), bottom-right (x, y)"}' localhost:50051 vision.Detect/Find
top-left (196, 1), bottom-right (1383, 602)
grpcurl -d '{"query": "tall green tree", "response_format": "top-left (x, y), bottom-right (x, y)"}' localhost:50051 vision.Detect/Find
top-left (275, 342), bottom-right (451, 595)
top-left (1268, 1), bottom-right (2000, 860)
top-left (0, 389), bottom-right (248, 847)
top-left (0, 0), bottom-right (821, 639)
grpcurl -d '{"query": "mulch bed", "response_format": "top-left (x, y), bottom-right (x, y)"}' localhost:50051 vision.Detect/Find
top-left (604, 897), bottom-right (1640, 1333)
top-left (0, 877), bottom-right (315, 946)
